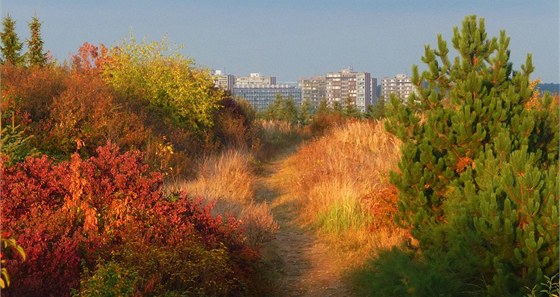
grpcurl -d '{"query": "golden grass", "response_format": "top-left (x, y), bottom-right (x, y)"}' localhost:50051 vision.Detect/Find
top-left (280, 120), bottom-right (401, 223)
top-left (252, 119), bottom-right (310, 160)
top-left (275, 119), bottom-right (407, 266)
top-left (164, 149), bottom-right (278, 248)
top-left (187, 149), bottom-right (255, 202)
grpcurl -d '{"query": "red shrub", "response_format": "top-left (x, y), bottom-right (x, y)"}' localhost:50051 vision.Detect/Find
top-left (1, 143), bottom-right (259, 296)
top-left (157, 195), bottom-right (259, 264)
top-left (1, 143), bottom-right (162, 296)
top-left (362, 183), bottom-right (400, 230)
top-left (70, 42), bottom-right (109, 75)
top-left (1, 155), bottom-right (67, 222)
top-left (5, 223), bottom-right (85, 297)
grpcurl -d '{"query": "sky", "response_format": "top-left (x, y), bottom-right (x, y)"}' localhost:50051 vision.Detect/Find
top-left (2, 0), bottom-right (559, 83)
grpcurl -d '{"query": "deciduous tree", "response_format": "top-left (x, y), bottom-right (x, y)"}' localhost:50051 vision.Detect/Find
top-left (101, 36), bottom-right (221, 132)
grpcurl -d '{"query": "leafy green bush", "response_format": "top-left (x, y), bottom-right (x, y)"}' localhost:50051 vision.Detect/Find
top-left (75, 261), bottom-right (139, 297)
top-left (525, 273), bottom-right (559, 297)
top-left (101, 36), bottom-right (221, 132)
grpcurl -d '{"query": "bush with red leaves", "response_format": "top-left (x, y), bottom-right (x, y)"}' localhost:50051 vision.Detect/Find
top-left (1, 143), bottom-right (259, 296)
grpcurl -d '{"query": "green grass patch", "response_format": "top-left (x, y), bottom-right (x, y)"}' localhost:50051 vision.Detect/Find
top-left (316, 199), bottom-right (372, 234)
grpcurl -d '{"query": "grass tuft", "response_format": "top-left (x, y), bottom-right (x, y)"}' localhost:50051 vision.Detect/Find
top-left (164, 149), bottom-right (278, 248)
top-left (278, 120), bottom-right (402, 231)
top-left (273, 119), bottom-right (408, 270)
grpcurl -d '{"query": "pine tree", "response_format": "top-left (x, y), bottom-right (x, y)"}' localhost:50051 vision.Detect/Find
top-left (266, 94), bottom-right (284, 120)
top-left (26, 16), bottom-right (47, 67)
top-left (386, 15), bottom-right (558, 295)
top-left (299, 99), bottom-right (314, 125)
top-left (279, 96), bottom-right (298, 125)
top-left (317, 97), bottom-right (331, 114)
top-left (342, 96), bottom-right (361, 118)
top-left (1, 14), bottom-right (24, 66)
top-left (365, 98), bottom-right (386, 119)
top-left (265, 94), bottom-right (299, 125)
top-left (332, 100), bottom-right (343, 115)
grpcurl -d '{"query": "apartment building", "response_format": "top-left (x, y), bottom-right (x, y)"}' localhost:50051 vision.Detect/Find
top-left (352, 71), bottom-right (372, 112)
top-left (300, 67), bottom-right (373, 113)
top-left (380, 74), bottom-right (416, 101)
top-left (371, 77), bottom-right (379, 104)
top-left (232, 73), bottom-right (299, 111)
top-left (298, 76), bottom-right (327, 107)
top-left (212, 70), bottom-right (235, 92)
top-left (234, 84), bottom-right (301, 112)
top-left (235, 72), bottom-right (276, 86)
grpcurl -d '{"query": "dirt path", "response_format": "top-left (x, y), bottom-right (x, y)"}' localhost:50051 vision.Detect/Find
top-left (255, 149), bottom-right (353, 297)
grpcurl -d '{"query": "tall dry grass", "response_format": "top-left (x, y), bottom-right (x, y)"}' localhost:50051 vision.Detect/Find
top-left (252, 119), bottom-right (310, 161)
top-left (276, 119), bottom-right (407, 263)
top-left (183, 149), bottom-right (255, 202)
top-left (164, 149), bottom-right (278, 248)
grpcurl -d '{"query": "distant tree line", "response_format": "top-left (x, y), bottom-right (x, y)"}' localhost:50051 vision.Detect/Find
top-left (538, 83), bottom-right (559, 94)
top-left (258, 93), bottom-right (389, 126)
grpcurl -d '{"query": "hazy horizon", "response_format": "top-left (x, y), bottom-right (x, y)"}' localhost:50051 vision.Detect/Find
top-left (3, 0), bottom-right (559, 83)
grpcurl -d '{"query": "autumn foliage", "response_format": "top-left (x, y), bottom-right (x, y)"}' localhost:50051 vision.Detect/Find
top-left (1, 39), bottom-right (256, 174)
top-left (1, 35), bottom-right (265, 296)
top-left (1, 143), bottom-right (260, 296)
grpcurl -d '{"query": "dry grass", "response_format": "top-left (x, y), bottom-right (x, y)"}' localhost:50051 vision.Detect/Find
top-left (164, 149), bottom-right (278, 248)
top-left (252, 119), bottom-right (310, 161)
top-left (280, 120), bottom-right (401, 225)
top-left (185, 149), bottom-right (255, 202)
top-left (275, 119), bottom-right (407, 265)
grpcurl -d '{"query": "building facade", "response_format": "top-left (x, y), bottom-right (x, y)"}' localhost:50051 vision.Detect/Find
top-left (353, 71), bottom-right (372, 112)
top-left (212, 70), bottom-right (235, 92)
top-left (371, 77), bottom-right (378, 104)
top-left (234, 84), bottom-right (302, 112)
top-left (300, 67), bottom-right (373, 113)
top-left (298, 76), bottom-right (327, 107)
top-left (233, 73), bottom-right (300, 111)
top-left (380, 74), bottom-right (415, 101)
top-left (235, 73), bottom-right (276, 86)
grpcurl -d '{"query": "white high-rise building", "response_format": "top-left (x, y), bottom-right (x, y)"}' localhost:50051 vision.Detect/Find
top-left (380, 74), bottom-right (416, 101)
top-left (326, 67), bottom-right (373, 113)
top-left (354, 72), bottom-right (372, 112)
top-left (301, 67), bottom-right (374, 113)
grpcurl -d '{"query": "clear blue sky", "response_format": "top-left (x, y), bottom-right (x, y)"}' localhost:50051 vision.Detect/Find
top-left (3, 0), bottom-right (559, 83)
